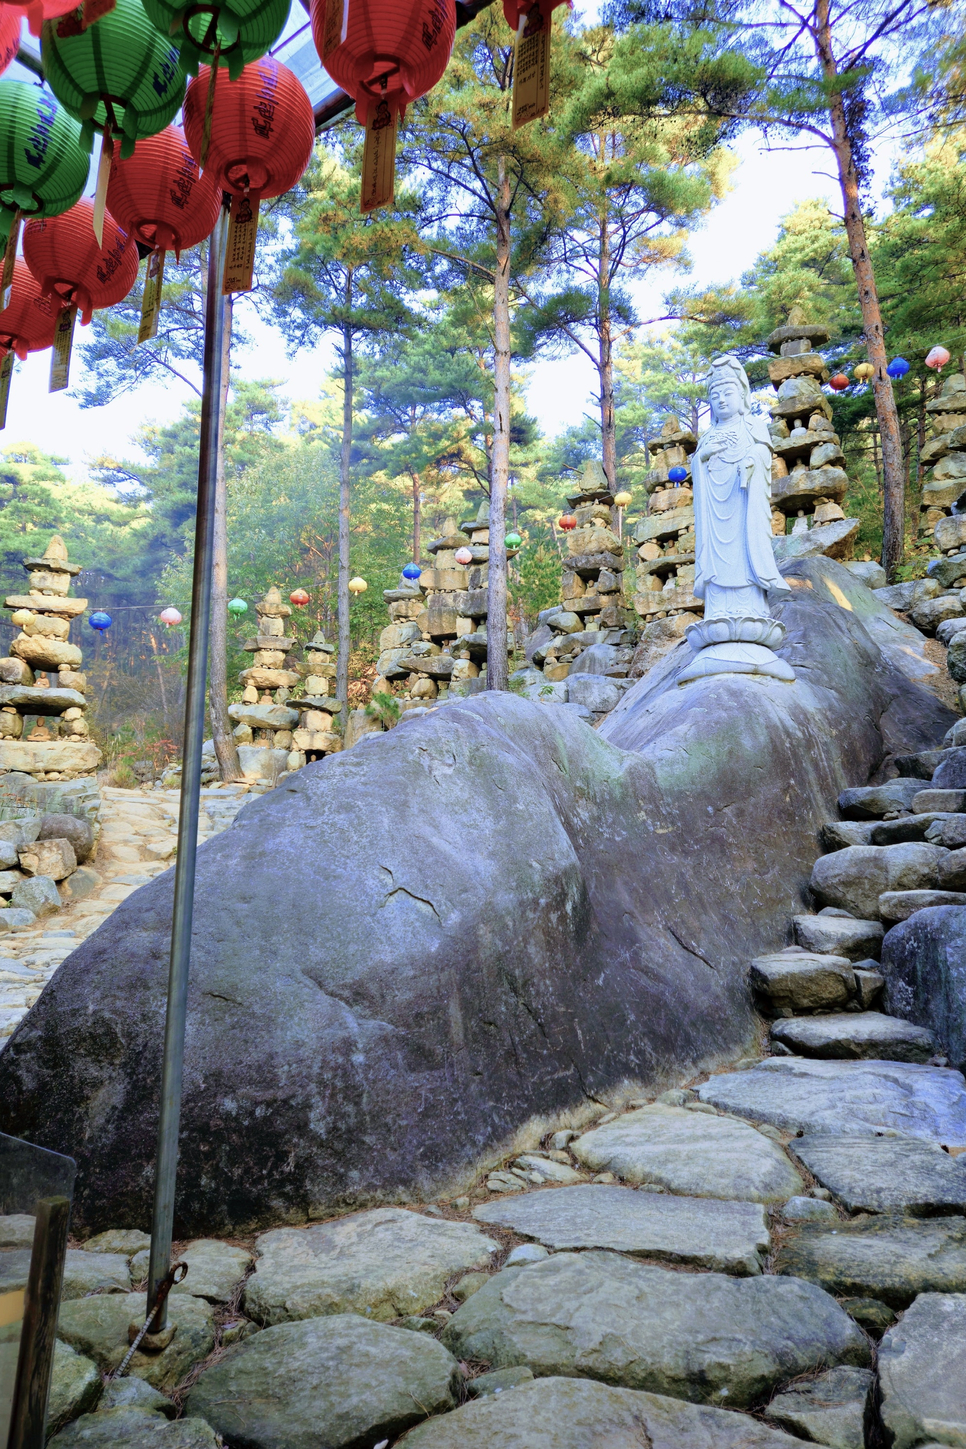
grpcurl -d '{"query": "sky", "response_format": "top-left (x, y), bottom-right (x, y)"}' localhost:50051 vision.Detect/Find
top-left (0, 5), bottom-right (882, 482)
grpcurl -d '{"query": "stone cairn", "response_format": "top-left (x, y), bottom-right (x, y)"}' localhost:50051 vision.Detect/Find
top-left (765, 309), bottom-right (857, 558)
top-left (532, 461), bottom-right (628, 683)
top-left (373, 502), bottom-right (515, 708)
top-left (918, 371), bottom-right (966, 546)
top-left (226, 587), bottom-right (341, 782)
top-left (626, 418), bottom-right (702, 670)
top-left (0, 535), bottom-right (101, 781)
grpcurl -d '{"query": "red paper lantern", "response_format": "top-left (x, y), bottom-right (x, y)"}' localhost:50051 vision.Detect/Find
top-left (0, 8), bottom-right (22, 72)
top-left (828, 373), bottom-right (849, 391)
top-left (558, 513), bottom-right (577, 530)
top-left (106, 126), bottom-right (220, 257)
top-left (311, 0), bottom-right (456, 126)
top-left (289, 588), bottom-right (309, 606)
top-left (0, 258), bottom-right (56, 357)
top-left (23, 198), bottom-right (138, 323)
top-left (0, 0), bottom-right (73, 40)
top-left (183, 57), bottom-right (313, 200)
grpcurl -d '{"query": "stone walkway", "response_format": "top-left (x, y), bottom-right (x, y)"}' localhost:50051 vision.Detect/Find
top-left (0, 784), bottom-right (249, 1047)
top-left (4, 732), bottom-right (966, 1447)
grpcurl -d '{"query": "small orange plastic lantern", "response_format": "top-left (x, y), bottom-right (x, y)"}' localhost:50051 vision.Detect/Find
top-left (558, 513), bottom-right (576, 530)
top-left (828, 373), bottom-right (849, 391)
top-left (311, 0), bottom-right (455, 212)
top-left (23, 197), bottom-right (137, 391)
top-left (503, 0), bottom-right (568, 128)
top-left (289, 588), bottom-right (309, 606)
top-left (183, 57), bottom-right (314, 295)
top-left (0, 257), bottom-right (57, 429)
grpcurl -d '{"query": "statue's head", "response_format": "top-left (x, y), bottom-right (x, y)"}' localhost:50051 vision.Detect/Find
top-left (708, 354), bottom-right (751, 424)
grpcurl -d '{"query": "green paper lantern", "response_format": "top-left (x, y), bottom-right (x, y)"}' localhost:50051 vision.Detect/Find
top-left (42, 0), bottom-right (187, 159)
top-left (0, 80), bottom-right (89, 228)
top-left (227, 596), bottom-right (247, 615)
top-left (140, 0), bottom-right (288, 80)
top-left (505, 531), bottom-right (522, 547)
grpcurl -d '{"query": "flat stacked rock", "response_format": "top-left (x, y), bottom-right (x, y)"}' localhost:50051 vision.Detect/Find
top-left (627, 420), bottom-right (702, 673)
top-left (766, 308), bottom-right (859, 561)
top-left (0, 536), bottom-right (100, 780)
top-left (918, 371), bottom-right (966, 544)
top-left (228, 587), bottom-right (306, 783)
top-left (288, 631), bottom-right (342, 765)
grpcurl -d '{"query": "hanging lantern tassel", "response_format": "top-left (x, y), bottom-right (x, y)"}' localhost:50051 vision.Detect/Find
top-left (0, 351), bottom-right (14, 430)
top-left (1, 210), bottom-right (22, 309)
top-left (50, 305), bottom-right (77, 393)
top-left (91, 123), bottom-right (114, 248)
top-left (139, 246), bottom-right (165, 342)
top-left (361, 85), bottom-right (397, 215)
top-left (222, 192), bottom-right (258, 295)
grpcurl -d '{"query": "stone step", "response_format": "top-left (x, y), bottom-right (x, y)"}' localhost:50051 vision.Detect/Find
top-left (775, 1213), bottom-right (966, 1309)
top-left (791, 1133), bottom-right (966, 1215)
top-left (770, 1010), bottom-right (935, 1063)
top-left (792, 911), bottom-right (883, 961)
top-left (749, 949), bottom-right (855, 1014)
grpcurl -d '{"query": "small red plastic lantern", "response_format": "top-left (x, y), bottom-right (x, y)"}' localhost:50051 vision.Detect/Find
top-left (926, 345), bottom-right (951, 372)
top-left (23, 198), bottom-right (138, 391)
top-left (558, 513), bottom-right (577, 530)
top-left (0, 259), bottom-right (56, 358)
top-left (0, 9), bottom-right (22, 73)
top-left (311, 0), bottom-right (455, 211)
top-left (289, 588), bottom-right (309, 606)
top-left (0, 0), bottom-right (73, 40)
top-left (183, 57), bottom-right (313, 293)
top-left (828, 373), bottom-right (849, 391)
top-left (159, 606), bottom-right (182, 626)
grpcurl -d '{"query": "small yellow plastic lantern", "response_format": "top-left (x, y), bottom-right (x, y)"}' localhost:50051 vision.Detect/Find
top-left (348, 576), bottom-right (368, 596)
top-left (853, 362), bottom-right (874, 382)
top-left (614, 490), bottom-right (632, 508)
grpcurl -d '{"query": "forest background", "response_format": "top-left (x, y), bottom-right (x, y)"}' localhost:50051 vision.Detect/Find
top-left (0, 0), bottom-right (963, 776)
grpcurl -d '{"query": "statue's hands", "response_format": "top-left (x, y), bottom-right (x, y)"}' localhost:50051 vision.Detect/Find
top-left (697, 435), bottom-right (722, 462)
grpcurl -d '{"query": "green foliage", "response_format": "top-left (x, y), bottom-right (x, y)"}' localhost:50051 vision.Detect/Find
top-left (365, 690), bottom-right (400, 725)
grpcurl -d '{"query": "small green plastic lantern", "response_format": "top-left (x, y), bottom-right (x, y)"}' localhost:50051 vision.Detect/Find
top-left (141, 0), bottom-right (289, 80)
top-left (227, 596), bottom-right (248, 615)
top-left (505, 532), bottom-right (522, 548)
top-left (0, 81), bottom-right (89, 230)
top-left (42, 0), bottom-right (188, 158)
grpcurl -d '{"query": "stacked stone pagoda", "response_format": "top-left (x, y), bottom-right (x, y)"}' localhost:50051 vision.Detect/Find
top-left (373, 503), bottom-right (516, 705)
top-left (918, 372), bottom-right (966, 545)
top-left (289, 630), bottom-right (342, 763)
top-left (765, 308), bottom-right (857, 557)
top-left (629, 418), bottom-right (701, 629)
top-left (0, 535), bottom-right (101, 780)
top-left (228, 587), bottom-right (300, 778)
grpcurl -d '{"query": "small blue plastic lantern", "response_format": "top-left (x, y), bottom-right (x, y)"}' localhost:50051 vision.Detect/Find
top-left (402, 562), bottom-right (421, 580)
top-left (89, 611), bottom-right (112, 631)
top-left (668, 466), bottom-right (688, 483)
top-left (887, 356), bottom-right (910, 379)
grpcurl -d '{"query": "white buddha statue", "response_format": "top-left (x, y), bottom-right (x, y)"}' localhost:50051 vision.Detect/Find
top-left (679, 353), bottom-right (795, 683)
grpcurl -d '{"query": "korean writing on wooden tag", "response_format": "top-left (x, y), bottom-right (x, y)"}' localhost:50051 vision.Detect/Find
top-left (0, 210), bottom-right (21, 310)
top-left (222, 193), bottom-right (258, 295)
top-left (361, 100), bottom-right (397, 215)
top-left (318, 0), bottom-right (347, 59)
top-left (138, 247), bottom-right (165, 343)
top-left (50, 305), bottom-right (76, 393)
top-left (512, 5), bottom-right (551, 130)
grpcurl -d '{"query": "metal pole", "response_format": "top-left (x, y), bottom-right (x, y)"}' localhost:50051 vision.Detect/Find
top-left (146, 199), bottom-right (229, 1328)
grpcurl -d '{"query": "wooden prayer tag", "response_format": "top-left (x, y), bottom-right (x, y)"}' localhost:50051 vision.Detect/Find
top-left (92, 128), bottom-right (114, 247)
top-left (138, 247), bottom-right (165, 343)
top-left (222, 193), bottom-right (258, 295)
top-left (318, 0), bottom-right (346, 59)
top-left (50, 305), bottom-right (76, 393)
top-left (512, 5), bottom-right (551, 130)
top-left (360, 100), bottom-right (396, 215)
top-left (0, 352), bottom-right (14, 431)
top-left (0, 210), bottom-right (22, 310)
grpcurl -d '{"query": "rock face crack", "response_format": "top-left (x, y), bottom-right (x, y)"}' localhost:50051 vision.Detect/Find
top-left (379, 865), bottom-right (443, 925)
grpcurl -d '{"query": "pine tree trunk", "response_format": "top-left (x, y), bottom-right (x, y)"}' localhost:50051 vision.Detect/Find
top-left (814, 0), bottom-right (905, 580)
top-left (487, 154), bottom-right (511, 693)
top-left (598, 215), bottom-right (616, 489)
top-left (209, 291), bottom-right (243, 784)
top-left (337, 313), bottom-right (353, 714)
top-left (411, 472), bottom-right (421, 562)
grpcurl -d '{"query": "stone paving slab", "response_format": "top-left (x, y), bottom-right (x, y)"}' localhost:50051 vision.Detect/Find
top-left (775, 1216), bottom-right (966, 1308)
top-left (698, 1059), bottom-right (966, 1147)
top-left (56, 1292), bottom-right (215, 1390)
top-left (397, 1376), bottom-right (811, 1449)
top-left (879, 1292), bottom-right (966, 1449)
top-left (243, 1207), bottom-right (499, 1326)
top-left (441, 1251), bottom-right (870, 1408)
top-left (791, 1134), bottom-right (966, 1215)
top-left (793, 914), bottom-right (884, 961)
top-left (769, 1011), bottom-right (935, 1063)
top-left (763, 1366), bottom-right (872, 1449)
top-left (568, 1103), bottom-right (803, 1202)
top-left (473, 1185), bottom-right (770, 1275)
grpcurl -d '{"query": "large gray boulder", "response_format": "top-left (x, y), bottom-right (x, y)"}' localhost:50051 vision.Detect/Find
top-left (878, 1292), bottom-right (966, 1449)
top-left (881, 906), bottom-right (966, 1070)
top-left (0, 558), bottom-right (954, 1235)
